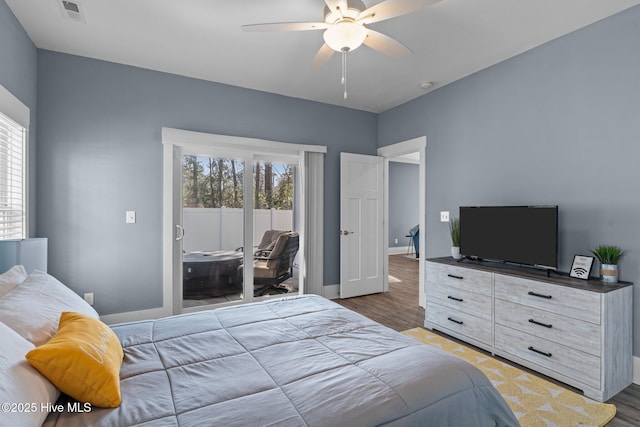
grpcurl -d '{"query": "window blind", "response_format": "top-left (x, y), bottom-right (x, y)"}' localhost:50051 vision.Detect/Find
top-left (0, 112), bottom-right (25, 240)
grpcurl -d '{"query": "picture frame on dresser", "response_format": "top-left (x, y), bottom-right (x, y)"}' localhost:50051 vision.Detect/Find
top-left (570, 255), bottom-right (594, 280)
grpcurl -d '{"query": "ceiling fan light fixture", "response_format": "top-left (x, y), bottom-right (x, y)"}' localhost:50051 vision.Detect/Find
top-left (243, 0), bottom-right (423, 101)
top-left (323, 21), bottom-right (367, 52)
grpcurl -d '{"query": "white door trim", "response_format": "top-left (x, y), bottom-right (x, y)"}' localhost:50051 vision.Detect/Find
top-left (378, 136), bottom-right (427, 308)
top-left (162, 127), bottom-right (327, 154)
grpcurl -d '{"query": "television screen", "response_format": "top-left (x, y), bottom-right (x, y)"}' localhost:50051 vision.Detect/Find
top-left (459, 206), bottom-right (558, 269)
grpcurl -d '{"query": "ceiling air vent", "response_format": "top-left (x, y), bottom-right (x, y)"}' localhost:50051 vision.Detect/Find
top-left (62, 1), bottom-right (79, 13)
top-left (58, 0), bottom-right (86, 23)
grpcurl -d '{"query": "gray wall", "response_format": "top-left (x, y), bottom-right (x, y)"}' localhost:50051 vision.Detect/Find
top-left (36, 51), bottom-right (377, 315)
top-left (0, 0), bottom-right (38, 236)
top-left (379, 5), bottom-right (640, 355)
top-left (6, 0), bottom-right (640, 357)
top-left (388, 162), bottom-right (419, 249)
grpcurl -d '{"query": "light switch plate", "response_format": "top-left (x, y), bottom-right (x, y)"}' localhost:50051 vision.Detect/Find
top-left (440, 211), bottom-right (450, 222)
top-left (126, 211), bottom-right (136, 224)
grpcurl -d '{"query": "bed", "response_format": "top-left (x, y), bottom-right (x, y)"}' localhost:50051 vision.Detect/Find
top-left (0, 267), bottom-right (518, 427)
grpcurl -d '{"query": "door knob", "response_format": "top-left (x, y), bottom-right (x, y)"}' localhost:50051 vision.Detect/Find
top-left (341, 230), bottom-right (354, 236)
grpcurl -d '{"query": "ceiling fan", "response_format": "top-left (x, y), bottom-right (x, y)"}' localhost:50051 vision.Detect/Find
top-left (242, 0), bottom-right (438, 99)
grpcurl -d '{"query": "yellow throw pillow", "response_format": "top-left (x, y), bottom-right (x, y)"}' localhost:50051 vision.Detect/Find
top-left (25, 311), bottom-right (124, 408)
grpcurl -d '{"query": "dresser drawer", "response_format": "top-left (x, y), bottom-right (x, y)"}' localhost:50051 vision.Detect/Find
top-left (427, 282), bottom-right (492, 321)
top-left (495, 299), bottom-right (601, 357)
top-left (426, 262), bottom-right (492, 297)
top-left (494, 274), bottom-right (601, 324)
top-left (426, 302), bottom-right (492, 345)
top-left (495, 324), bottom-right (600, 389)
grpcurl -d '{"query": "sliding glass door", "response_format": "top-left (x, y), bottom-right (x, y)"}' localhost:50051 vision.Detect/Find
top-left (163, 128), bottom-right (326, 316)
top-left (181, 154), bottom-right (246, 309)
top-left (176, 148), bottom-right (301, 312)
top-left (251, 159), bottom-right (299, 297)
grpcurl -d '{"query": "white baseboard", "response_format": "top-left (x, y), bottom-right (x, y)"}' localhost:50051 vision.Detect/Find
top-left (322, 284), bottom-right (340, 299)
top-left (634, 356), bottom-right (640, 385)
top-left (388, 246), bottom-right (408, 255)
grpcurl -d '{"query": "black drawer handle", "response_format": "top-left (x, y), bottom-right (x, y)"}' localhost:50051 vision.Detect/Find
top-left (447, 295), bottom-right (463, 302)
top-left (528, 346), bottom-right (552, 358)
top-left (447, 317), bottom-right (463, 325)
top-left (447, 274), bottom-right (463, 280)
top-left (529, 319), bottom-right (552, 328)
top-left (528, 291), bottom-right (552, 299)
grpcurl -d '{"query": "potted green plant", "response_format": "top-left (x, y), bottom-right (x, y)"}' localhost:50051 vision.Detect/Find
top-left (591, 245), bottom-right (627, 283)
top-left (449, 218), bottom-right (462, 260)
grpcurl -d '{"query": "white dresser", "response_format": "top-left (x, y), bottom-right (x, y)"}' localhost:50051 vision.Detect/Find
top-left (426, 262), bottom-right (494, 352)
top-left (425, 257), bottom-right (633, 402)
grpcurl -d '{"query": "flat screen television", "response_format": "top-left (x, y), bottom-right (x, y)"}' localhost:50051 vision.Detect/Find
top-left (459, 205), bottom-right (558, 269)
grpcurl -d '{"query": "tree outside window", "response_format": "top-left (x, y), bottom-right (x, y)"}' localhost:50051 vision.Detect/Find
top-left (182, 157), bottom-right (294, 210)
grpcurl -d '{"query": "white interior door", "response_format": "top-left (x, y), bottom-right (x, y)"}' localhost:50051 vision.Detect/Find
top-left (340, 153), bottom-right (384, 298)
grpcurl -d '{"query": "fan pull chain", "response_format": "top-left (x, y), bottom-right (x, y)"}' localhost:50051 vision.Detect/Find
top-left (342, 49), bottom-right (348, 100)
top-left (341, 50), bottom-right (345, 85)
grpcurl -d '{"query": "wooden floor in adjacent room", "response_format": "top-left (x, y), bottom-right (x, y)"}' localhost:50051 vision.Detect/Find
top-left (336, 253), bottom-right (424, 332)
top-left (336, 254), bottom-right (640, 426)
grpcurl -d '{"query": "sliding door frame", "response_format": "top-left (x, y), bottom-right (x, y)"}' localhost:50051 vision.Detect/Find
top-left (162, 128), bottom-right (326, 315)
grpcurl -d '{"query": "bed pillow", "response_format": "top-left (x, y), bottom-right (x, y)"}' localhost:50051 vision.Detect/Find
top-left (0, 270), bottom-right (99, 346)
top-left (0, 265), bottom-right (28, 298)
top-left (26, 312), bottom-right (124, 408)
top-left (0, 322), bottom-right (60, 426)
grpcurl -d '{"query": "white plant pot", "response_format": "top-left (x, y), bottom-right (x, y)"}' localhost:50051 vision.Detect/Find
top-left (599, 264), bottom-right (618, 283)
top-left (451, 246), bottom-right (462, 260)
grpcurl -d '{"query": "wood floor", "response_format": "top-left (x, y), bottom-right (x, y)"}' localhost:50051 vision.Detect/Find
top-left (336, 254), bottom-right (640, 426)
top-left (336, 254), bottom-right (424, 332)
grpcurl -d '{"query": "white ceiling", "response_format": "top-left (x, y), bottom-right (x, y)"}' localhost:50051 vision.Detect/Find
top-left (6, 0), bottom-right (640, 113)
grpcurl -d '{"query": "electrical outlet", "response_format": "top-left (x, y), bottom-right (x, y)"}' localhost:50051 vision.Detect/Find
top-left (84, 293), bottom-right (94, 306)
top-left (440, 211), bottom-right (450, 222)
top-left (126, 210), bottom-right (136, 224)
top-left (394, 238), bottom-right (398, 244)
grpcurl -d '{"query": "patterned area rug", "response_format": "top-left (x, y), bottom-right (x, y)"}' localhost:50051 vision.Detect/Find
top-left (402, 328), bottom-right (616, 427)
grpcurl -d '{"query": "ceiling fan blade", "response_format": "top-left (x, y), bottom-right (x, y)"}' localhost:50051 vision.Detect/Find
top-left (363, 29), bottom-right (412, 57)
top-left (357, 0), bottom-right (439, 24)
top-left (324, 0), bottom-right (348, 15)
top-left (242, 22), bottom-right (330, 32)
top-left (313, 43), bottom-right (335, 67)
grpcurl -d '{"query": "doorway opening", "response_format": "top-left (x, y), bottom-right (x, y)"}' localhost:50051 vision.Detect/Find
top-left (378, 137), bottom-right (426, 308)
top-left (387, 158), bottom-right (420, 308)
